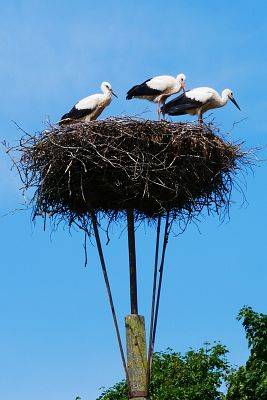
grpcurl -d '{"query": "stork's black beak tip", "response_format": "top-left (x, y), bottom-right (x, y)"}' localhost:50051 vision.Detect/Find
top-left (112, 91), bottom-right (118, 98)
top-left (230, 96), bottom-right (241, 111)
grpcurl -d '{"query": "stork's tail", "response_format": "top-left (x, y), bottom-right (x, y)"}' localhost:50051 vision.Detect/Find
top-left (58, 114), bottom-right (73, 126)
top-left (126, 85), bottom-right (138, 100)
top-left (161, 102), bottom-right (192, 116)
top-left (160, 103), bottom-right (167, 115)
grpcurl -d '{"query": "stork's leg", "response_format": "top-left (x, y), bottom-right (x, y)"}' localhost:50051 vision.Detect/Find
top-left (198, 112), bottom-right (203, 125)
top-left (156, 100), bottom-right (166, 121)
top-left (157, 104), bottom-right (161, 121)
top-left (161, 99), bottom-right (166, 121)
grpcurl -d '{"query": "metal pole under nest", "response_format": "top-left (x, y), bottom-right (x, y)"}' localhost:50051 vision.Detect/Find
top-left (125, 210), bottom-right (148, 400)
top-left (127, 209), bottom-right (138, 315)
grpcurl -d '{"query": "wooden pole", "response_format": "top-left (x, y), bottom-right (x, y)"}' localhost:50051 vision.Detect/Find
top-left (126, 210), bottom-right (147, 399)
top-left (125, 315), bottom-right (147, 400)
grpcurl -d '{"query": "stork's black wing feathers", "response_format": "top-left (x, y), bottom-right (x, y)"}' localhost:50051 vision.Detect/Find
top-left (126, 78), bottom-right (162, 100)
top-left (161, 92), bottom-right (202, 116)
top-left (60, 106), bottom-right (91, 121)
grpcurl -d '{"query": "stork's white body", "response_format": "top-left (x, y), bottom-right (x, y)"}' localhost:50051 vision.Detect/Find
top-left (75, 92), bottom-right (112, 122)
top-left (126, 73), bottom-right (186, 119)
top-left (180, 87), bottom-right (229, 115)
top-left (60, 82), bottom-right (116, 124)
top-left (135, 75), bottom-right (183, 102)
top-left (162, 87), bottom-right (240, 123)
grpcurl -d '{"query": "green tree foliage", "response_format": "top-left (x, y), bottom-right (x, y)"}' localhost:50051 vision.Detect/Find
top-left (226, 306), bottom-right (267, 400)
top-left (97, 344), bottom-right (230, 400)
top-left (96, 307), bottom-right (267, 400)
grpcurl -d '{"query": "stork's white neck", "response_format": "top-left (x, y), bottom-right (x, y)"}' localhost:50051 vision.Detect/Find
top-left (102, 87), bottom-right (112, 96)
top-left (220, 90), bottom-right (230, 106)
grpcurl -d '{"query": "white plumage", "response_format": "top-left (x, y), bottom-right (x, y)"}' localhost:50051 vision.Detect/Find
top-left (75, 94), bottom-right (105, 111)
top-left (126, 74), bottom-right (186, 119)
top-left (146, 75), bottom-right (180, 93)
top-left (60, 81), bottom-right (117, 124)
top-left (162, 87), bottom-right (241, 123)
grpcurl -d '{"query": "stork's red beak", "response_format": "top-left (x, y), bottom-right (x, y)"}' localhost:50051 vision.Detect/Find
top-left (112, 90), bottom-right (118, 98)
top-left (181, 81), bottom-right (186, 93)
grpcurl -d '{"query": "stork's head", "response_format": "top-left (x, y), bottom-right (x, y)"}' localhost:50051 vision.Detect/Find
top-left (176, 73), bottom-right (186, 92)
top-left (223, 89), bottom-right (241, 110)
top-left (101, 81), bottom-right (118, 97)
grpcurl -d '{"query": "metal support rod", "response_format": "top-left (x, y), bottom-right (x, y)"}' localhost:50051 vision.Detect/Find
top-left (146, 216), bottom-right (161, 388)
top-left (90, 211), bottom-right (130, 386)
top-left (127, 210), bottom-right (138, 315)
top-left (151, 212), bottom-right (170, 353)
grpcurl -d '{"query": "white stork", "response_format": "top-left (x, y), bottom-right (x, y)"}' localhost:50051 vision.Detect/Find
top-left (126, 74), bottom-right (186, 119)
top-left (60, 82), bottom-right (117, 125)
top-left (161, 87), bottom-right (241, 124)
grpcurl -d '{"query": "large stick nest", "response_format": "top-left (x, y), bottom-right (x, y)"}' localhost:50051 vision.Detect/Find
top-left (9, 117), bottom-right (249, 225)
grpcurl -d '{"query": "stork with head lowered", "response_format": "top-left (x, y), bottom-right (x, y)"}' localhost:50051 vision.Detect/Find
top-left (161, 87), bottom-right (241, 124)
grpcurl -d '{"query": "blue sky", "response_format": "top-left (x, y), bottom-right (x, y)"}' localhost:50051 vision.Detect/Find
top-left (0, 1), bottom-right (267, 399)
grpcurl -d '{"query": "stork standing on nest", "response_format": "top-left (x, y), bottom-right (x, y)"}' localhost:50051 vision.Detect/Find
top-left (161, 87), bottom-right (241, 124)
top-left (59, 82), bottom-right (117, 125)
top-left (126, 74), bottom-right (186, 120)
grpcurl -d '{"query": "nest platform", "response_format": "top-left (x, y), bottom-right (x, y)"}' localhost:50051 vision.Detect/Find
top-left (11, 117), bottom-right (247, 224)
